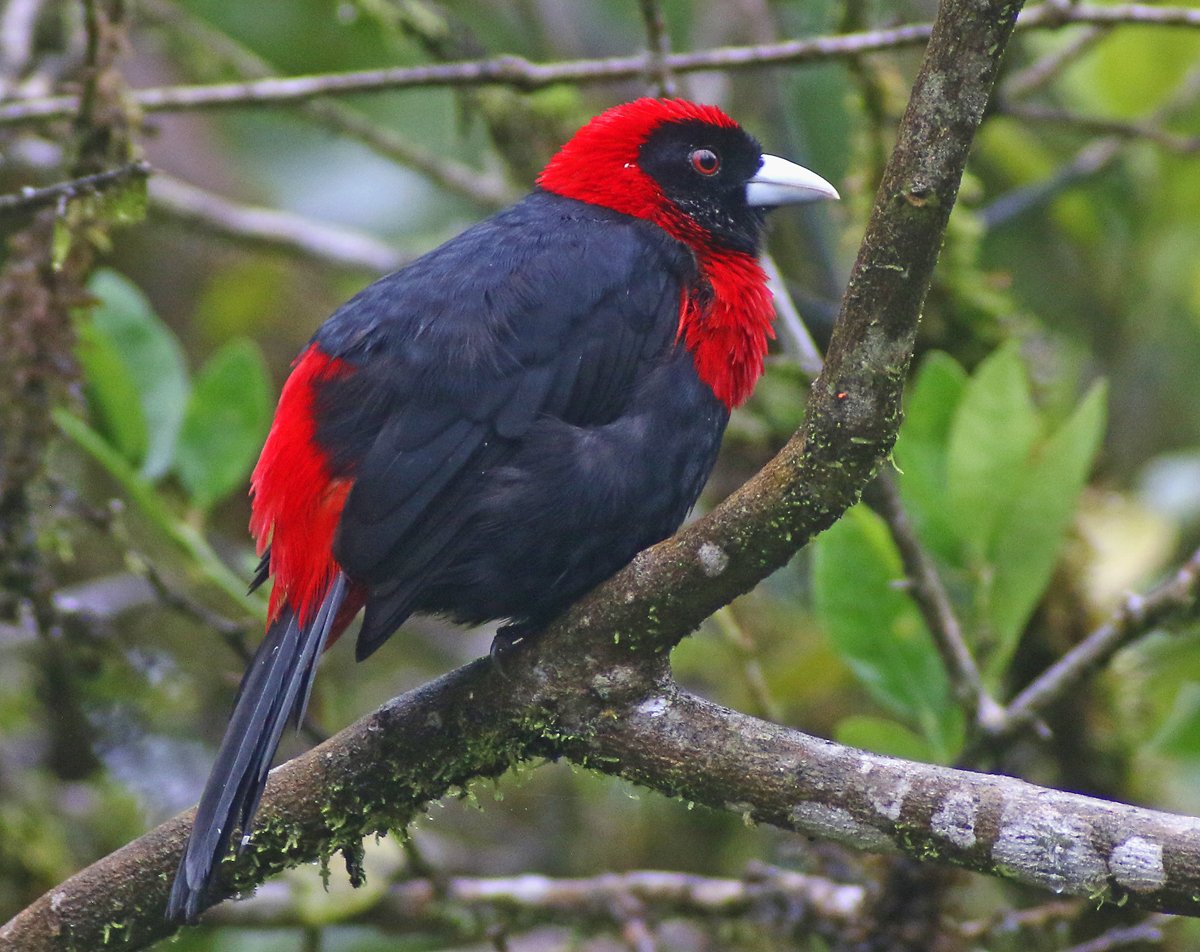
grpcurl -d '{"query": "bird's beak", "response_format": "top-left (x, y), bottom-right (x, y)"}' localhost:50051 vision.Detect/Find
top-left (746, 154), bottom-right (840, 207)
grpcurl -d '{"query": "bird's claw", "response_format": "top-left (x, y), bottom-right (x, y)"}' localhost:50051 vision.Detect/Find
top-left (489, 623), bottom-right (532, 676)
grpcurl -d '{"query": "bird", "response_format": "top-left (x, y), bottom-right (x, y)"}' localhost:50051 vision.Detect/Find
top-left (166, 97), bottom-right (838, 923)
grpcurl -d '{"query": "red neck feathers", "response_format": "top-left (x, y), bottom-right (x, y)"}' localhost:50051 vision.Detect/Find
top-left (677, 252), bottom-right (774, 410)
top-left (539, 99), bottom-right (776, 410)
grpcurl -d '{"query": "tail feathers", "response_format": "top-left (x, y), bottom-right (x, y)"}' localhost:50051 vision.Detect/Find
top-left (166, 573), bottom-right (348, 924)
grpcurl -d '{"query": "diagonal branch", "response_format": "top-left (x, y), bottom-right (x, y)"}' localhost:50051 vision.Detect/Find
top-left (870, 474), bottom-right (1006, 731)
top-left (147, 173), bottom-right (410, 272)
top-left (982, 547), bottom-right (1200, 747)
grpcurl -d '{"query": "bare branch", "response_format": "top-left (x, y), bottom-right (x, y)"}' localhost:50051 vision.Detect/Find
top-left (870, 473), bottom-right (1006, 732)
top-left (1002, 27), bottom-right (1107, 100)
top-left (1060, 920), bottom-right (1167, 952)
top-left (998, 101), bottom-right (1200, 152)
top-left (0, 159), bottom-right (149, 217)
top-left (984, 63), bottom-right (1200, 228)
top-left (148, 173), bottom-right (409, 273)
top-left (984, 547), bottom-right (1200, 746)
top-left (206, 867), bottom-right (865, 936)
top-left (1, 4), bottom-right (1197, 127)
top-left (0, 25), bottom-right (929, 126)
top-left (9, 659), bottom-right (1200, 950)
top-left (585, 689), bottom-right (1200, 915)
top-left (761, 253), bottom-right (824, 377)
top-left (638, 0), bottom-right (678, 97)
top-left (137, 0), bottom-right (514, 209)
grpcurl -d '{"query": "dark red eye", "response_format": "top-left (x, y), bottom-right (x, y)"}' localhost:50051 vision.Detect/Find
top-left (689, 148), bottom-right (720, 176)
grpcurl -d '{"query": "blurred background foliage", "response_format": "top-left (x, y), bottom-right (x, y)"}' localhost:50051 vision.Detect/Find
top-left (2, 0), bottom-right (1200, 949)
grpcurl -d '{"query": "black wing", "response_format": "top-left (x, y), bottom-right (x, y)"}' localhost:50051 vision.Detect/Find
top-left (308, 191), bottom-right (694, 655)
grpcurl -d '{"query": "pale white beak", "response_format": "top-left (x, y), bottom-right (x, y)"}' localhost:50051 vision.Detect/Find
top-left (745, 153), bottom-right (840, 207)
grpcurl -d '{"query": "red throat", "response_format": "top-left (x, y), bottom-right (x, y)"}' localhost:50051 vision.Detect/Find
top-left (678, 252), bottom-right (775, 409)
top-left (250, 345), bottom-right (354, 625)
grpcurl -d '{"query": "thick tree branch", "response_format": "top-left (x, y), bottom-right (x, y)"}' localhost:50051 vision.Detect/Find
top-left (578, 689), bottom-right (1200, 916)
top-left (10, 645), bottom-right (1200, 951)
top-left (3, 5), bottom-right (1198, 127)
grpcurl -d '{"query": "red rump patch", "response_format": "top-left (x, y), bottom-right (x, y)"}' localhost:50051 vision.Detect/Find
top-left (250, 344), bottom-right (354, 626)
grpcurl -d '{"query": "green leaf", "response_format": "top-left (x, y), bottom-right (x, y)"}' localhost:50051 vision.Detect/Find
top-left (1151, 682), bottom-right (1200, 758)
top-left (75, 321), bottom-right (149, 466)
top-left (812, 505), bottom-right (958, 759)
top-left (54, 408), bottom-right (268, 621)
top-left (893, 352), bottom-right (968, 565)
top-left (946, 342), bottom-right (1039, 560)
top-left (983, 382), bottom-right (1107, 679)
top-left (84, 269), bottom-right (189, 479)
top-left (174, 338), bottom-right (272, 513)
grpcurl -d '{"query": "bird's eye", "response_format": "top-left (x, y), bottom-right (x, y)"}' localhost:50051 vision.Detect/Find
top-left (689, 148), bottom-right (720, 176)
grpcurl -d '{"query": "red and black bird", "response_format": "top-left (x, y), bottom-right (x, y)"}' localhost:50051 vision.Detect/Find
top-left (167, 98), bottom-right (838, 922)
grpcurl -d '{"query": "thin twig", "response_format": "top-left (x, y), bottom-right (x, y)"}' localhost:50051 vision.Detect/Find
top-left (984, 62), bottom-right (1200, 228)
top-left (1060, 919), bottom-right (1167, 952)
top-left (148, 173), bottom-right (409, 273)
top-left (0, 159), bottom-right (149, 217)
top-left (135, 557), bottom-right (251, 659)
top-left (985, 547), bottom-right (1200, 745)
top-left (872, 473), bottom-right (1007, 732)
top-left (638, 0), bottom-right (678, 97)
top-left (761, 252), bottom-right (825, 377)
top-left (0, 27), bottom-right (920, 125)
top-left (981, 136), bottom-right (1124, 228)
top-left (1002, 26), bottom-right (1106, 99)
top-left (998, 101), bottom-right (1200, 152)
top-left (204, 867), bottom-right (866, 931)
top-left (137, 0), bottom-right (514, 209)
top-left (1, 3), bottom-right (1196, 127)
top-left (957, 899), bottom-right (1082, 939)
top-left (710, 606), bottom-right (785, 723)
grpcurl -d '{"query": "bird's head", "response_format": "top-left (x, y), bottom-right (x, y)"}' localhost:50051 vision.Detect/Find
top-left (538, 98), bottom-right (838, 255)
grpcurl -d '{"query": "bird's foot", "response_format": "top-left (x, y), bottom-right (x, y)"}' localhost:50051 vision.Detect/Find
top-left (489, 622), bottom-right (535, 676)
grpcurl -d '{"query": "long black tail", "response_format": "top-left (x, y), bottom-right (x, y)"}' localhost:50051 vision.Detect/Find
top-left (166, 573), bottom-right (348, 923)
